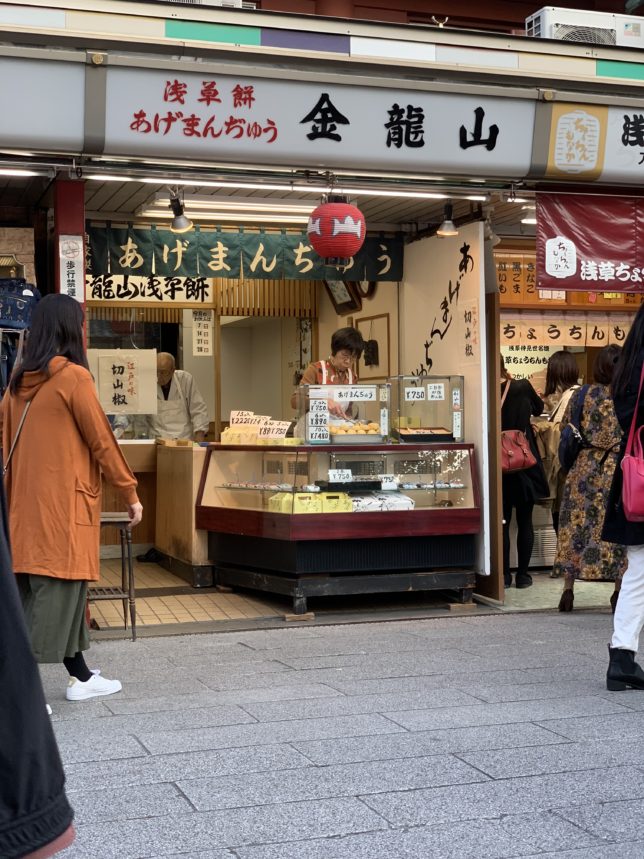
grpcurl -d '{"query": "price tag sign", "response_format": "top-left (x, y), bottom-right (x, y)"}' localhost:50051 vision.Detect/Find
top-left (453, 411), bottom-right (462, 439)
top-left (427, 383), bottom-right (445, 401)
top-left (452, 387), bottom-right (461, 409)
top-left (329, 469), bottom-right (353, 483)
top-left (258, 421), bottom-right (292, 439)
top-left (335, 387), bottom-right (376, 402)
top-left (309, 399), bottom-right (328, 413)
top-left (380, 407), bottom-right (389, 435)
top-left (380, 476), bottom-right (397, 491)
top-left (405, 387), bottom-right (426, 402)
top-left (308, 427), bottom-right (330, 442)
top-left (230, 410), bottom-right (254, 426)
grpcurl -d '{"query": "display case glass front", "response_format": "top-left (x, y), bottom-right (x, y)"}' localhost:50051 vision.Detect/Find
top-left (294, 382), bottom-right (390, 445)
top-left (199, 444), bottom-right (476, 515)
top-left (390, 375), bottom-right (464, 442)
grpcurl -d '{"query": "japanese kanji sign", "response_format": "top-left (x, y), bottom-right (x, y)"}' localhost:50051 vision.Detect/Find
top-left (103, 67), bottom-right (535, 176)
top-left (500, 315), bottom-right (632, 348)
top-left (192, 310), bottom-right (213, 357)
top-left (86, 226), bottom-right (403, 283)
top-left (88, 349), bottom-right (158, 415)
top-left (537, 193), bottom-right (644, 293)
top-left (58, 235), bottom-right (84, 303)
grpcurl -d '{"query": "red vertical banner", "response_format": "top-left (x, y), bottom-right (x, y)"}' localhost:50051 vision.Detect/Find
top-left (537, 193), bottom-right (644, 293)
top-left (54, 179), bottom-right (85, 301)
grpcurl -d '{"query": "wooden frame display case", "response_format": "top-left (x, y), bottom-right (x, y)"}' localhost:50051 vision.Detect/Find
top-left (196, 443), bottom-right (481, 614)
top-left (390, 375), bottom-right (464, 442)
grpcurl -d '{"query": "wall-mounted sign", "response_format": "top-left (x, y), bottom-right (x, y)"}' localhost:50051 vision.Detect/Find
top-left (103, 67), bottom-right (536, 176)
top-left (86, 226), bottom-right (403, 283)
top-left (88, 349), bottom-right (158, 415)
top-left (500, 314), bottom-right (631, 348)
top-left (537, 193), bottom-right (644, 293)
top-left (58, 235), bottom-right (84, 303)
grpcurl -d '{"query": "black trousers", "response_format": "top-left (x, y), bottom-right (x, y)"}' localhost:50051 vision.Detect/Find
top-left (503, 496), bottom-right (535, 580)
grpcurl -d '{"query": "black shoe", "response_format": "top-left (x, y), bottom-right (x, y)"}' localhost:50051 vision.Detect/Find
top-left (607, 645), bottom-right (644, 691)
top-left (515, 574), bottom-right (533, 589)
top-left (136, 547), bottom-right (163, 563)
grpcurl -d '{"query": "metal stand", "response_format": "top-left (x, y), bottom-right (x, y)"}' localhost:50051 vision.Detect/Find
top-left (89, 513), bottom-right (136, 640)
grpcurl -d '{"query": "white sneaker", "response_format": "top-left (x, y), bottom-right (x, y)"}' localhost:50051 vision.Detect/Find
top-left (46, 704), bottom-right (52, 716)
top-left (66, 674), bottom-right (122, 701)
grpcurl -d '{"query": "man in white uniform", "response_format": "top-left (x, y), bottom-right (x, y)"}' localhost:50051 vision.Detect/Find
top-left (148, 352), bottom-right (209, 441)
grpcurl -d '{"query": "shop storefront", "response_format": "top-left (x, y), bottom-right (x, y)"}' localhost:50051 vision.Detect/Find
top-left (4, 2), bottom-right (644, 620)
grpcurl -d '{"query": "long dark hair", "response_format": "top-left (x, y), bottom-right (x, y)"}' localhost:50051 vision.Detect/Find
top-left (544, 350), bottom-right (578, 397)
top-left (593, 344), bottom-right (621, 385)
top-left (613, 303), bottom-right (644, 399)
top-left (10, 294), bottom-right (88, 393)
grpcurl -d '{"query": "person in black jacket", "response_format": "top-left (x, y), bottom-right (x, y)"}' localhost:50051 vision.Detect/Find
top-left (0, 475), bottom-right (74, 858)
top-left (603, 305), bottom-right (644, 691)
top-left (501, 356), bottom-right (549, 589)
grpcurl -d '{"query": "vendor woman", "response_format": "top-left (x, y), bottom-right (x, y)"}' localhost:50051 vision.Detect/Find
top-left (291, 326), bottom-right (364, 418)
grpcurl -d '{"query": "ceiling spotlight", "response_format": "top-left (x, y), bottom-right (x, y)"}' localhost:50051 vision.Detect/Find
top-left (437, 203), bottom-right (458, 238)
top-left (169, 191), bottom-right (193, 234)
top-left (521, 204), bottom-right (537, 225)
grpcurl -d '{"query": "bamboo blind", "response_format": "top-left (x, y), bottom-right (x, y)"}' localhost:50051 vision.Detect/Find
top-left (214, 278), bottom-right (318, 318)
top-left (86, 306), bottom-right (183, 324)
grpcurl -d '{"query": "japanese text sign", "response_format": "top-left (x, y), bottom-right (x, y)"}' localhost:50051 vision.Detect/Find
top-left (537, 193), bottom-right (644, 293)
top-left (103, 67), bottom-right (535, 177)
top-left (192, 309), bottom-right (213, 357)
top-left (88, 349), bottom-right (157, 415)
top-left (86, 226), bottom-right (403, 283)
top-left (59, 235), bottom-right (84, 303)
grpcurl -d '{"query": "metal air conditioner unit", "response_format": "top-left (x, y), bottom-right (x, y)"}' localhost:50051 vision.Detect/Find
top-left (526, 6), bottom-right (644, 48)
top-left (165, 0), bottom-right (257, 8)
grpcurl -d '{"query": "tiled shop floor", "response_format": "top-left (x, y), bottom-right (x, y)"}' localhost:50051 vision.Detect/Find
top-left (90, 561), bottom-right (286, 627)
top-left (91, 561), bottom-right (618, 630)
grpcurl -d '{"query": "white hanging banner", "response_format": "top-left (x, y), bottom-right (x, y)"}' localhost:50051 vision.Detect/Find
top-left (58, 235), bottom-right (84, 303)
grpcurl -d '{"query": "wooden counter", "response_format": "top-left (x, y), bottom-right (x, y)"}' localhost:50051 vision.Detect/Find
top-left (101, 441), bottom-right (157, 547)
top-left (155, 443), bottom-right (213, 587)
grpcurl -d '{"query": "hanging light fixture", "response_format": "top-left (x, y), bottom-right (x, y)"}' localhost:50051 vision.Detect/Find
top-left (168, 189), bottom-right (193, 233)
top-left (307, 193), bottom-right (366, 267)
top-left (436, 203), bottom-right (458, 237)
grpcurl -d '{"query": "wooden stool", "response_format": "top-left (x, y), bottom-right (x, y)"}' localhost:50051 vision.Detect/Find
top-left (89, 513), bottom-right (136, 641)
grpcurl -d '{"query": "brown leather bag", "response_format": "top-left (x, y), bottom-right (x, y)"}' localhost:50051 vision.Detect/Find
top-left (500, 381), bottom-right (538, 474)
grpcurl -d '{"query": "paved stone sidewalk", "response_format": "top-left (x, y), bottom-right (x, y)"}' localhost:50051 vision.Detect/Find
top-left (47, 612), bottom-right (644, 859)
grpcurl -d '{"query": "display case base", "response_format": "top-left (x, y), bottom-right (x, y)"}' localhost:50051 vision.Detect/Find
top-left (157, 551), bottom-right (214, 588)
top-left (210, 532), bottom-right (476, 614)
top-left (214, 564), bottom-right (475, 615)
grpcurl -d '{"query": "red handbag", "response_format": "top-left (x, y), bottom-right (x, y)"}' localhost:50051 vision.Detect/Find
top-left (622, 363), bottom-right (644, 522)
top-left (500, 381), bottom-right (538, 474)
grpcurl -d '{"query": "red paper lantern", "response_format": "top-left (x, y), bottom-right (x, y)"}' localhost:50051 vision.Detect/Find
top-left (307, 197), bottom-right (366, 265)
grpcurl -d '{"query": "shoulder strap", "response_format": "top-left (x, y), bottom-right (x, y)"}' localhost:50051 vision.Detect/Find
top-left (572, 384), bottom-right (590, 424)
top-left (500, 379), bottom-right (511, 409)
top-left (625, 364), bottom-right (644, 457)
top-left (3, 399), bottom-right (32, 477)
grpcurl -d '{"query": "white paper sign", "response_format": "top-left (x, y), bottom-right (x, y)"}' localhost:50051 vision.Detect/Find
top-left (308, 398), bottom-right (329, 442)
top-left (88, 348), bottom-right (157, 415)
top-left (452, 387), bottom-right (462, 409)
top-left (329, 469), bottom-right (352, 483)
top-left (380, 407), bottom-right (389, 435)
top-left (192, 309), bottom-right (213, 357)
top-left (405, 386), bottom-right (426, 401)
top-left (258, 420), bottom-right (292, 438)
top-left (335, 387), bottom-right (377, 402)
top-left (59, 235), bottom-right (84, 303)
top-left (230, 410), bottom-right (254, 425)
top-left (427, 383), bottom-right (445, 401)
top-left (453, 410), bottom-right (463, 439)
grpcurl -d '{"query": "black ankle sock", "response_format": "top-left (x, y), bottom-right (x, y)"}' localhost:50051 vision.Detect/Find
top-left (63, 652), bottom-right (92, 682)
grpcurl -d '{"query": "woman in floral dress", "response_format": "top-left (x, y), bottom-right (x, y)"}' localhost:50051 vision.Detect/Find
top-left (555, 345), bottom-right (626, 612)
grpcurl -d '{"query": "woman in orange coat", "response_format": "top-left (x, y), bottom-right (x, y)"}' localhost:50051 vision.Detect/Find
top-left (1, 294), bottom-right (143, 707)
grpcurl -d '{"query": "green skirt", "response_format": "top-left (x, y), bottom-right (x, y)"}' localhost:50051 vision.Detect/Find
top-left (16, 574), bottom-right (89, 663)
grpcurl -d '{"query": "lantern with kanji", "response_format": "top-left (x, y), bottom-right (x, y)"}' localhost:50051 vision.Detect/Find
top-left (307, 195), bottom-right (366, 266)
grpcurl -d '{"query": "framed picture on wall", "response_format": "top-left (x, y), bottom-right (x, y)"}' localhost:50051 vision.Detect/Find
top-left (323, 280), bottom-right (363, 316)
top-left (355, 313), bottom-right (390, 380)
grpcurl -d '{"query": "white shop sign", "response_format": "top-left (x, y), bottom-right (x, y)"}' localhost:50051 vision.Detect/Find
top-left (103, 67), bottom-right (535, 176)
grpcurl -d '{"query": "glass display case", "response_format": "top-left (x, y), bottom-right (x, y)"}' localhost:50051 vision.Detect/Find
top-left (198, 444), bottom-right (476, 515)
top-left (390, 375), bottom-right (464, 443)
top-left (293, 382), bottom-right (390, 445)
top-left (196, 442), bottom-right (480, 614)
